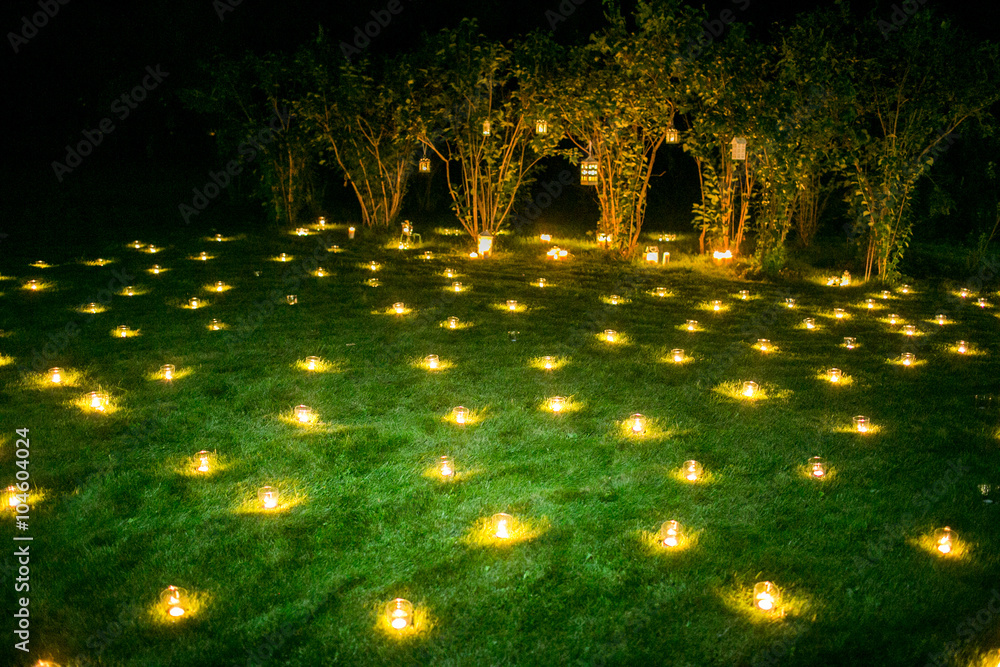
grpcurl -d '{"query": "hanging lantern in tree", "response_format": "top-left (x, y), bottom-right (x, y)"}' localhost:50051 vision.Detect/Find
top-left (419, 157), bottom-right (430, 173)
top-left (580, 156), bottom-right (598, 186)
top-left (482, 120), bottom-right (491, 136)
top-left (535, 119), bottom-right (548, 134)
top-left (665, 127), bottom-right (680, 144)
top-left (731, 137), bottom-right (747, 161)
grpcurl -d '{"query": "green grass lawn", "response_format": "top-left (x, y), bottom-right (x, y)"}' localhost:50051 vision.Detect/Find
top-left (1, 226), bottom-right (999, 666)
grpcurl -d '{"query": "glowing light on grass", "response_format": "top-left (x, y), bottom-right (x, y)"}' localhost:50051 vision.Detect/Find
top-left (453, 406), bottom-right (468, 425)
top-left (195, 450), bottom-right (212, 473)
top-left (365, 278), bottom-right (380, 287)
top-left (115, 325), bottom-right (130, 338)
top-left (214, 281), bottom-right (226, 292)
top-left (535, 278), bottom-right (547, 288)
top-left (686, 320), bottom-right (698, 332)
top-left (160, 586), bottom-right (189, 618)
top-left (809, 456), bottom-right (826, 478)
top-left (960, 288), bottom-right (971, 298)
top-left (936, 313), bottom-right (948, 325)
top-left (671, 349), bottom-right (685, 363)
top-left (160, 364), bottom-right (175, 381)
top-left (188, 297), bottom-right (201, 309)
top-left (278, 253), bottom-right (290, 262)
top-left (546, 246), bottom-right (568, 260)
top-left (540, 233), bottom-right (551, 242)
top-left (900, 284), bottom-right (911, 294)
top-left (543, 356), bottom-right (554, 369)
top-left (452, 282), bottom-right (463, 293)
top-left (903, 324), bottom-right (918, 337)
top-left (123, 286), bottom-right (135, 297)
top-left (682, 460), bottom-right (703, 482)
top-left (712, 300), bottom-right (722, 312)
top-left (713, 249), bottom-right (732, 260)
top-left (785, 298), bottom-right (796, 309)
top-left (6, 486), bottom-right (20, 508)
top-left (386, 598), bottom-right (413, 630)
top-left (86, 392), bottom-right (107, 412)
top-left (865, 299), bottom-right (875, 310)
top-left (48, 367), bottom-right (62, 384)
top-left (438, 456), bottom-right (455, 479)
top-left (443, 267), bottom-right (454, 278)
top-left (447, 317), bottom-right (459, 329)
top-left (208, 319), bottom-right (223, 331)
top-left (739, 290), bottom-right (750, 300)
top-left (853, 415), bottom-right (870, 433)
top-left (827, 368), bottom-right (842, 383)
top-left (294, 405), bottom-right (315, 424)
top-left (604, 329), bottom-right (617, 343)
top-left (802, 318), bottom-right (815, 330)
top-left (286, 295), bottom-right (297, 305)
top-left (844, 337), bottom-right (856, 350)
top-left (506, 299), bottom-right (518, 311)
top-left (258, 486), bottom-right (279, 510)
top-left (25, 280), bottom-right (39, 290)
top-left (833, 308), bottom-right (846, 319)
top-left (888, 313), bottom-right (900, 325)
top-left (198, 252), bottom-right (209, 261)
top-left (753, 581), bottom-right (780, 612)
top-left (741, 381), bottom-right (759, 398)
top-left (150, 265), bottom-right (163, 274)
top-left (957, 341), bottom-right (969, 355)
top-left (492, 513), bottom-right (513, 539)
top-left (976, 298), bottom-right (989, 308)
top-left (393, 302), bottom-right (405, 315)
top-left (934, 526), bottom-right (955, 555)
top-left (655, 287), bottom-right (669, 298)
top-left (295, 227), bottom-right (309, 236)
top-left (424, 355), bottom-right (439, 370)
top-left (757, 339), bottom-right (771, 353)
top-left (659, 520), bottom-right (682, 548)
top-left (305, 356), bottom-right (320, 371)
top-left (548, 396), bottom-right (566, 413)
top-left (628, 413), bottom-right (646, 434)
top-left (900, 352), bottom-right (915, 367)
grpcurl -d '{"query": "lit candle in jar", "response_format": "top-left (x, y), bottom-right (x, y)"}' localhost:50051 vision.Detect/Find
top-left (160, 586), bottom-right (189, 618)
top-left (86, 303), bottom-right (99, 313)
top-left (195, 450), bottom-right (211, 473)
top-left (386, 598), bottom-right (413, 630)
top-left (294, 405), bottom-right (314, 423)
top-left (279, 253), bottom-right (289, 262)
top-left (843, 337), bottom-right (856, 350)
top-left (348, 226), bottom-right (356, 239)
top-left (659, 520), bottom-right (681, 548)
top-left (258, 486), bottom-right (278, 509)
top-left (900, 284), bottom-right (911, 294)
top-left (210, 319), bottom-right (221, 330)
top-left (540, 233), bottom-right (551, 242)
top-left (803, 318), bottom-right (815, 330)
top-left (537, 278), bottom-right (547, 288)
top-left (87, 392), bottom-right (106, 411)
top-left (757, 339), bottom-right (770, 352)
top-left (316, 267), bottom-right (326, 277)
top-left (881, 290), bottom-right (892, 299)
top-left (604, 330), bottom-right (617, 343)
top-left (785, 298), bottom-right (796, 309)
top-left (286, 295), bottom-right (297, 305)
top-left (686, 320), bottom-right (697, 331)
top-left (753, 581), bottom-right (779, 612)
top-left (452, 282), bottom-right (463, 292)
top-left (161, 364), bottom-right (175, 381)
top-left (888, 314), bottom-right (900, 325)
top-left (549, 396), bottom-right (566, 412)
top-left (49, 367), bottom-right (62, 384)
top-left (425, 354), bottom-right (439, 370)
top-left (903, 325), bottom-right (916, 336)
top-left (492, 513), bottom-right (512, 539)
top-left (742, 381), bottom-right (759, 398)
top-left (712, 300), bottom-right (722, 312)
top-left (438, 455), bottom-right (454, 478)
top-left (936, 314), bottom-right (947, 325)
top-left (629, 413), bottom-right (646, 434)
top-left (960, 288), bottom-right (970, 298)
top-left (542, 356), bottom-right (554, 370)
top-left (853, 415), bottom-right (869, 433)
top-left (215, 281), bottom-right (225, 292)
top-left (865, 299), bottom-right (875, 310)
top-left (444, 268), bottom-right (454, 278)
top-left (957, 341), bottom-right (968, 354)
top-left (454, 406), bottom-right (468, 425)
top-left (833, 308), bottom-right (845, 319)
top-left (447, 317), bottom-right (459, 329)
top-left (656, 287), bottom-right (668, 298)
top-left (152, 265), bottom-right (162, 274)
top-left (305, 356), bottom-right (320, 371)
top-left (901, 352), bottom-right (915, 366)
top-left (671, 349), bottom-right (684, 363)
top-left (683, 460), bottom-right (702, 482)
top-left (116, 325), bottom-right (129, 338)
top-left (214, 233), bottom-right (224, 242)
top-left (828, 368), bottom-right (842, 383)
top-left (393, 302), bottom-right (405, 314)
top-left (610, 295), bottom-right (621, 305)
top-left (739, 290), bottom-right (750, 300)
top-left (26, 280), bottom-right (39, 290)
top-left (507, 300), bottom-right (518, 311)
top-left (934, 526), bottom-right (955, 554)
top-left (125, 286), bottom-right (135, 296)
top-left (199, 252), bottom-right (208, 261)
top-left (808, 456), bottom-right (826, 478)
top-left (189, 297), bottom-right (201, 309)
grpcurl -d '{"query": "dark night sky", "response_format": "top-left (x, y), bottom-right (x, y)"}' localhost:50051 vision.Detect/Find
top-left (2, 0), bottom-right (998, 246)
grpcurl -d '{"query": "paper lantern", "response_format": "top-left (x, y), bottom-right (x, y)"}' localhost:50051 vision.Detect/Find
top-left (482, 119), bottom-right (491, 136)
top-left (580, 156), bottom-right (599, 186)
top-left (492, 513), bottom-right (513, 539)
top-left (305, 356), bottom-right (320, 371)
top-left (741, 381), bottom-right (759, 398)
top-left (683, 460), bottom-right (703, 482)
top-left (753, 581), bottom-right (779, 612)
top-left (843, 337), bottom-right (856, 350)
top-left (853, 415), bottom-right (870, 433)
top-left (419, 157), bottom-right (431, 173)
top-left (447, 317), bottom-right (459, 329)
top-left (160, 586), bottom-right (189, 618)
top-left (629, 413), bottom-right (646, 434)
top-left (535, 119), bottom-right (548, 134)
top-left (48, 367), bottom-right (62, 384)
top-left (665, 127), bottom-right (680, 144)
top-left (549, 396), bottom-right (566, 413)
top-left (478, 235), bottom-right (494, 256)
top-left (808, 456), bottom-right (826, 478)
top-left (438, 455), bottom-right (455, 479)
top-left (934, 526), bottom-right (955, 554)
top-left (195, 450), bottom-right (211, 473)
top-left (386, 598), bottom-right (414, 630)
top-left (425, 354), bottom-right (439, 370)
top-left (258, 486), bottom-right (278, 509)
top-left (731, 137), bottom-right (747, 160)
top-left (160, 364), bottom-right (175, 381)
top-left (671, 349), bottom-right (685, 363)
top-left (453, 406), bottom-right (468, 425)
top-left (658, 520), bottom-right (681, 548)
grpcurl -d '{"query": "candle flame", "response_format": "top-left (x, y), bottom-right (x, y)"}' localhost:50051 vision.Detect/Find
top-left (495, 519), bottom-right (509, 539)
